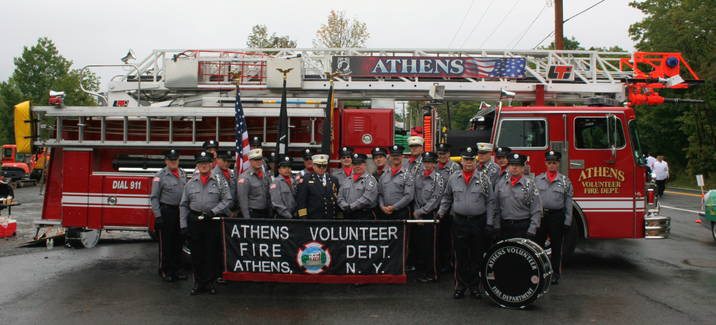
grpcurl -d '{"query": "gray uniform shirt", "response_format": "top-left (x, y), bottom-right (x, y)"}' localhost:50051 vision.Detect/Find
top-left (535, 172), bottom-right (574, 226)
top-left (179, 173), bottom-right (232, 229)
top-left (438, 170), bottom-right (494, 218)
top-left (237, 168), bottom-right (272, 218)
top-left (403, 155), bottom-right (424, 176)
top-left (212, 165), bottom-right (237, 214)
top-left (270, 176), bottom-right (297, 219)
top-left (413, 169), bottom-right (445, 218)
top-left (493, 176), bottom-right (542, 234)
top-left (378, 167), bottom-right (414, 211)
top-left (479, 160), bottom-right (501, 187)
top-left (437, 160), bottom-right (460, 181)
top-left (331, 167), bottom-right (352, 188)
top-left (150, 167), bottom-right (187, 218)
top-left (337, 173), bottom-right (379, 211)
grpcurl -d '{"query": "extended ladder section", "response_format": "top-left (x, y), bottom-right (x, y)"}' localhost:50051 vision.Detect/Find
top-left (108, 48), bottom-right (633, 105)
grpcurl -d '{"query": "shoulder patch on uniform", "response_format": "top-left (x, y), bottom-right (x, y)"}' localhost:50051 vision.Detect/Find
top-left (238, 178), bottom-right (246, 184)
top-left (270, 183), bottom-right (277, 189)
top-left (152, 177), bottom-right (160, 182)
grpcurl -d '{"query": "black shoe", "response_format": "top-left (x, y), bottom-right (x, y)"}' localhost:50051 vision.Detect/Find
top-left (453, 289), bottom-right (465, 299)
top-left (405, 265), bottom-right (416, 272)
top-left (551, 277), bottom-right (560, 285)
top-left (175, 273), bottom-right (188, 281)
top-left (418, 275), bottom-right (436, 283)
top-left (208, 284), bottom-right (217, 295)
top-left (469, 288), bottom-right (482, 299)
top-left (216, 276), bottom-right (226, 285)
top-left (164, 275), bottom-right (177, 283)
top-left (190, 282), bottom-right (202, 296)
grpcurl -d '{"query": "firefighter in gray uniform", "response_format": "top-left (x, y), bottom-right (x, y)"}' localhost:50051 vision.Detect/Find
top-left (377, 145), bottom-right (414, 220)
top-left (371, 147), bottom-right (388, 179)
top-left (436, 143), bottom-right (459, 180)
top-left (476, 142), bottom-right (500, 186)
top-left (491, 153), bottom-right (542, 240)
top-left (404, 136), bottom-right (424, 176)
top-left (296, 154), bottom-right (339, 219)
top-left (179, 151), bottom-right (232, 295)
top-left (332, 146), bottom-right (353, 186)
top-left (412, 151), bottom-right (445, 282)
top-left (150, 149), bottom-right (188, 282)
top-left (212, 150), bottom-right (237, 217)
top-left (535, 150), bottom-right (573, 285)
top-left (270, 156), bottom-right (297, 219)
top-left (494, 146), bottom-right (512, 181)
top-left (338, 153), bottom-right (379, 219)
top-left (438, 146), bottom-right (495, 299)
top-left (237, 148), bottom-right (272, 218)
top-left (435, 142), bottom-right (459, 272)
top-left (202, 140), bottom-right (219, 159)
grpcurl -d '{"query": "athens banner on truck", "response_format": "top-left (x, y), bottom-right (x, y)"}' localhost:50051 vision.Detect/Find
top-left (222, 218), bottom-right (407, 284)
top-left (331, 55), bottom-right (526, 79)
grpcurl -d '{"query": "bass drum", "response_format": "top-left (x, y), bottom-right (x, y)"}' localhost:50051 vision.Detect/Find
top-left (482, 238), bottom-right (552, 309)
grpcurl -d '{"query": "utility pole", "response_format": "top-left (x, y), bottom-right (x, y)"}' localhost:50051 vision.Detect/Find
top-left (554, 0), bottom-right (564, 50)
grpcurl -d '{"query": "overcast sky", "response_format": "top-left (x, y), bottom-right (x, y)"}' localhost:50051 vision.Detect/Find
top-left (0, 0), bottom-right (644, 86)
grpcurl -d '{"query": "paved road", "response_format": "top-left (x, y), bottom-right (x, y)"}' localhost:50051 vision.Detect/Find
top-left (0, 186), bottom-right (714, 324)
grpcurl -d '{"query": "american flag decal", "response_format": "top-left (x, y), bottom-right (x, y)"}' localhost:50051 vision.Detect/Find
top-left (234, 89), bottom-right (251, 174)
top-left (463, 57), bottom-right (526, 78)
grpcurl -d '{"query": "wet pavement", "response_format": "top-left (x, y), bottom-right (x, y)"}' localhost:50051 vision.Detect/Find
top-left (0, 186), bottom-right (715, 324)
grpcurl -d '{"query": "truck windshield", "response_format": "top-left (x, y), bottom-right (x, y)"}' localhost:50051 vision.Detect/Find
top-left (628, 120), bottom-right (645, 165)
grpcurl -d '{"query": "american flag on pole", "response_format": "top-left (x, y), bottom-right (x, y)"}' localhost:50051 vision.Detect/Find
top-left (234, 89), bottom-right (251, 174)
top-left (463, 57), bottom-right (526, 78)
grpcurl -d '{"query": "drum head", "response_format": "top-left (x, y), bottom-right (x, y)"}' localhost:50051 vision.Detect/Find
top-left (482, 239), bottom-right (549, 309)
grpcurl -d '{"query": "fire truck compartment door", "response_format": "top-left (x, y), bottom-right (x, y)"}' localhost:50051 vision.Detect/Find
top-left (101, 176), bottom-right (152, 227)
top-left (569, 115), bottom-right (635, 238)
top-left (60, 150), bottom-right (92, 228)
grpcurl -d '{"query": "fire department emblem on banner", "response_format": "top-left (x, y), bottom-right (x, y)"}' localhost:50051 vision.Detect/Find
top-left (297, 241), bottom-right (332, 274)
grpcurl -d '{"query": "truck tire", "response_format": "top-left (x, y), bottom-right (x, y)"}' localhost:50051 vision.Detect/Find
top-left (65, 228), bottom-right (101, 248)
top-left (712, 222), bottom-right (716, 242)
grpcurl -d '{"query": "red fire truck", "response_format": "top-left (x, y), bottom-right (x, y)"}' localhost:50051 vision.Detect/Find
top-left (16, 49), bottom-right (696, 250)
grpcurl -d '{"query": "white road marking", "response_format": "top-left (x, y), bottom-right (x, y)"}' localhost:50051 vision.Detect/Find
top-left (660, 205), bottom-right (701, 214)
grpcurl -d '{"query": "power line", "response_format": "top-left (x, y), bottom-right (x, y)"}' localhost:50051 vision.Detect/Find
top-left (510, 3), bottom-right (548, 49)
top-left (532, 0), bottom-right (607, 49)
top-left (479, 0), bottom-right (523, 48)
top-left (448, 0), bottom-right (477, 48)
top-left (459, 0), bottom-right (498, 48)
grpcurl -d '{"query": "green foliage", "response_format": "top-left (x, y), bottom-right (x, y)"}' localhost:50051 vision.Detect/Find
top-left (540, 36), bottom-right (585, 50)
top-left (0, 37), bottom-right (99, 145)
top-left (314, 10), bottom-right (369, 48)
top-left (629, 0), bottom-right (716, 182)
top-left (246, 25), bottom-right (297, 48)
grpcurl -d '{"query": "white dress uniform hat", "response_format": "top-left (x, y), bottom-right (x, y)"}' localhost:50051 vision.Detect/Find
top-left (248, 148), bottom-right (263, 160)
top-left (407, 136), bottom-right (425, 146)
top-left (476, 142), bottom-right (494, 153)
top-left (312, 154), bottom-right (329, 165)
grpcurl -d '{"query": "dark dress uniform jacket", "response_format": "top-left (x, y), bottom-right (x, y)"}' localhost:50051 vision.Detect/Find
top-left (296, 172), bottom-right (339, 219)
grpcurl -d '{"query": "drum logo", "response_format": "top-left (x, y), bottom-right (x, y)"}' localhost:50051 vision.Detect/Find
top-left (297, 241), bottom-right (331, 274)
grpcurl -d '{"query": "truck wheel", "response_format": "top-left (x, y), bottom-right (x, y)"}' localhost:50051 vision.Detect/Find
top-left (712, 222), bottom-right (716, 242)
top-left (66, 228), bottom-right (101, 248)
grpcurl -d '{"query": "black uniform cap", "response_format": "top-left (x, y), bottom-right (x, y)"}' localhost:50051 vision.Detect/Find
top-left (164, 149), bottom-right (180, 160)
top-left (351, 153), bottom-right (368, 164)
top-left (195, 151), bottom-right (213, 163)
top-left (461, 146), bottom-right (477, 159)
top-left (217, 150), bottom-right (234, 160)
top-left (278, 156), bottom-right (293, 167)
top-left (422, 152), bottom-right (438, 163)
top-left (508, 153), bottom-right (527, 166)
top-left (389, 144), bottom-right (405, 155)
top-left (250, 136), bottom-right (262, 147)
top-left (436, 143), bottom-right (451, 154)
top-left (495, 146), bottom-right (512, 158)
top-left (340, 146), bottom-right (354, 158)
top-left (545, 150), bottom-right (561, 161)
top-left (371, 147), bottom-right (387, 157)
top-left (202, 139), bottom-right (219, 149)
top-left (303, 148), bottom-right (315, 160)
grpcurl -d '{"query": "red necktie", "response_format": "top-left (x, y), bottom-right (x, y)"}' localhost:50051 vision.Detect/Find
top-left (391, 166), bottom-right (401, 176)
top-left (352, 173), bottom-right (362, 182)
top-left (547, 171), bottom-right (558, 183)
top-left (221, 169), bottom-right (231, 181)
top-left (283, 175), bottom-right (292, 186)
top-left (409, 157), bottom-right (416, 164)
top-left (200, 174), bottom-right (210, 185)
top-left (343, 167), bottom-right (352, 177)
top-left (438, 162), bottom-right (446, 169)
top-left (423, 169), bottom-right (431, 177)
top-left (256, 170), bottom-right (263, 179)
top-left (170, 169), bottom-right (180, 178)
top-left (463, 171), bottom-right (473, 184)
top-left (510, 175), bottom-right (522, 186)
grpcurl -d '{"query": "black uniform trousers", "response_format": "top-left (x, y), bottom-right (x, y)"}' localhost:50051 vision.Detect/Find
top-left (158, 204), bottom-right (182, 277)
top-left (451, 213), bottom-right (487, 290)
top-left (343, 209), bottom-right (376, 220)
top-left (499, 218), bottom-right (532, 240)
top-left (413, 212), bottom-right (438, 279)
top-left (655, 179), bottom-right (666, 197)
top-left (375, 207), bottom-right (409, 220)
top-left (188, 211), bottom-right (221, 289)
top-left (248, 208), bottom-right (271, 219)
top-left (536, 209), bottom-right (565, 277)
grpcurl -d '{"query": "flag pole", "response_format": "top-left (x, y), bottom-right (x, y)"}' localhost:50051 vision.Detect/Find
top-left (322, 71), bottom-right (340, 156)
top-left (275, 68), bottom-right (293, 177)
